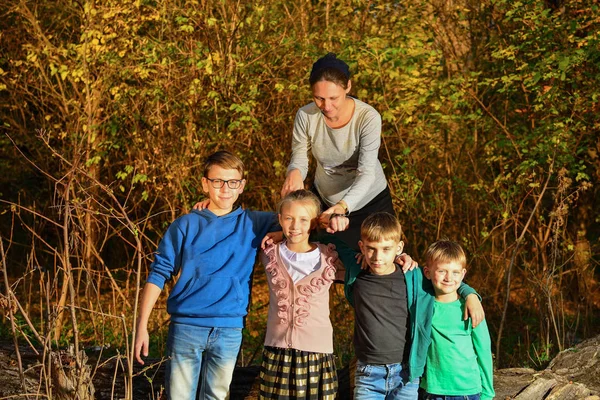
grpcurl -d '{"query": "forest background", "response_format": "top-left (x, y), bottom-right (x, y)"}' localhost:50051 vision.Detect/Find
top-left (0, 0), bottom-right (599, 398)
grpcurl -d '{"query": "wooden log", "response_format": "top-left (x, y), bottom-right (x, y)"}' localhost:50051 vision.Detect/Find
top-left (547, 382), bottom-right (593, 400)
top-left (514, 377), bottom-right (557, 400)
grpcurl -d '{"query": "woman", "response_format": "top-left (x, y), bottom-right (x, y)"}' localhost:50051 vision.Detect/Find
top-left (281, 53), bottom-right (394, 249)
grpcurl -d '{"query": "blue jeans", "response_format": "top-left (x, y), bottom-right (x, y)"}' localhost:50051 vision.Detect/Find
top-left (424, 395), bottom-right (480, 400)
top-left (165, 323), bottom-right (242, 400)
top-left (354, 361), bottom-right (420, 400)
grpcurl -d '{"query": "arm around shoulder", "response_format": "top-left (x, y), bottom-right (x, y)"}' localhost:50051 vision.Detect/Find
top-left (458, 282), bottom-right (485, 327)
top-left (287, 109), bottom-right (311, 178)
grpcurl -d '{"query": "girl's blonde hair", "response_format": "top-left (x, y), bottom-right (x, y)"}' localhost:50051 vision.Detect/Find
top-left (277, 189), bottom-right (321, 219)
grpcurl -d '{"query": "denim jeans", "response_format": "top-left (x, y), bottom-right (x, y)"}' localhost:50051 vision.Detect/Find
top-left (423, 395), bottom-right (480, 400)
top-left (354, 361), bottom-right (420, 400)
top-left (165, 323), bottom-right (242, 400)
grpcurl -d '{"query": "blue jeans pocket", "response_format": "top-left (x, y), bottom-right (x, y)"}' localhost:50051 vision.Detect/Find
top-left (356, 362), bottom-right (372, 377)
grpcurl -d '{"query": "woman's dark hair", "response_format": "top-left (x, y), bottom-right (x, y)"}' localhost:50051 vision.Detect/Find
top-left (309, 53), bottom-right (351, 89)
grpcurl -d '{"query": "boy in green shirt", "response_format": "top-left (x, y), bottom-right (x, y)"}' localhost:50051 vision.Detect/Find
top-left (339, 213), bottom-right (484, 399)
top-left (421, 240), bottom-right (495, 400)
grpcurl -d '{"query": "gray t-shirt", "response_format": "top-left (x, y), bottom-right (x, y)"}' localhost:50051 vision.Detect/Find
top-left (287, 98), bottom-right (388, 212)
top-left (353, 267), bottom-right (409, 364)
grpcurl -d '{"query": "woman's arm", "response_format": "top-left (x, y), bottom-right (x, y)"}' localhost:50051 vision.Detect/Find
top-left (281, 169), bottom-right (304, 198)
top-left (282, 109), bottom-right (311, 197)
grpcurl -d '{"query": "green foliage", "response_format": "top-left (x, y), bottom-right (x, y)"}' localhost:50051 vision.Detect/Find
top-left (0, 0), bottom-right (598, 373)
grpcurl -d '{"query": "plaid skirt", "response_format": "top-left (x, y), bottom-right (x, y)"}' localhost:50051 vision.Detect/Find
top-left (259, 346), bottom-right (338, 399)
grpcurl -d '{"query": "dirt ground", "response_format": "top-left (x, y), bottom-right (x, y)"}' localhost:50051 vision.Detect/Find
top-left (2, 336), bottom-right (599, 399)
top-left (0, 341), bottom-right (356, 399)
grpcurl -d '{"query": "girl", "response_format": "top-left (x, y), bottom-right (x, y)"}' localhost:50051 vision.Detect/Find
top-left (259, 189), bottom-right (344, 399)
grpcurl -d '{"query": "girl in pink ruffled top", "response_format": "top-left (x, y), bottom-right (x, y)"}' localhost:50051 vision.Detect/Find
top-left (259, 189), bottom-right (346, 399)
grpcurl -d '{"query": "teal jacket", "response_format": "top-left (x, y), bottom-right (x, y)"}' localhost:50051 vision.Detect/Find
top-left (313, 233), bottom-right (479, 382)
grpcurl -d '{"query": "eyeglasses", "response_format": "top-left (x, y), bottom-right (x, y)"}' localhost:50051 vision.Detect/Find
top-left (205, 178), bottom-right (243, 189)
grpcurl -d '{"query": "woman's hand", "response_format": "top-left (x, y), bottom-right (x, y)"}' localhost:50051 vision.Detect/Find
top-left (281, 169), bottom-right (304, 198)
top-left (319, 212), bottom-right (349, 234)
top-left (465, 294), bottom-right (485, 328)
top-left (192, 199), bottom-right (210, 210)
top-left (395, 253), bottom-right (418, 273)
top-left (261, 231), bottom-right (284, 249)
top-left (319, 203), bottom-right (349, 233)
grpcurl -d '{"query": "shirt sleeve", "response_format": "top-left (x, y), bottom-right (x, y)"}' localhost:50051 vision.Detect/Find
top-left (287, 109), bottom-right (311, 179)
top-left (472, 319), bottom-right (495, 400)
top-left (457, 281), bottom-right (482, 301)
top-left (252, 211), bottom-right (280, 238)
top-left (310, 231), bottom-right (360, 305)
top-left (146, 221), bottom-right (185, 289)
top-left (340, 109), bottom-right (383, 212)
top-left (334, 258), bottom-right (346, 281)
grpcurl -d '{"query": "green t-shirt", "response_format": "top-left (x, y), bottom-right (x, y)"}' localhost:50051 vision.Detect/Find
top-left (420, 298), bottom-right (495, 400)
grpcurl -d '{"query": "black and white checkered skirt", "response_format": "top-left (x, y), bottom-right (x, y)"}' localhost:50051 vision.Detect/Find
top-left (259, 346), bottom-right (338, 399)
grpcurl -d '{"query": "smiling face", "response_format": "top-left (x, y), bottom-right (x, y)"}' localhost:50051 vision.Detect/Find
top-left (201, 165), bottom-right (245, 216)
top-left (358, 238), bottom-right (404, 276)
top-left (424, 261), bottom-right (466, 302)
top-left (311, 80), bottom-right (352, 122)
top-left (278, 200), bottom-right (317, 253)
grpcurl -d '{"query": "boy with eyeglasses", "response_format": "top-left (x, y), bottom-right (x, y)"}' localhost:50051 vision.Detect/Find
top-left (134, 150), bottom-right (280, 399)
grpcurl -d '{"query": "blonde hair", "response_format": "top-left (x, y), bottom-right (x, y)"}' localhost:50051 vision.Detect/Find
top-left (203, 150), bottom-right (244, 177)
top-left (425, 240), bottom-right (467, 269)
top-left (277, 189), bottom-right (321, 219)
top-left (360, 212), bottom-right (402, 243)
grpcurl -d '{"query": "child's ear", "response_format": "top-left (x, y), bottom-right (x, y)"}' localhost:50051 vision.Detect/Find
top-left (358, 240), bottom-right (365, 254)
top-left (238, 179), bottom-right (246, 194)
top-left (310, 218), bottom-right (317, 230)
top-left (201, 177), bottom-right (209, 193)
top-left (424, 266), bottom-right (432, 280)
top-left (396, 241), bottom-right (404, 255)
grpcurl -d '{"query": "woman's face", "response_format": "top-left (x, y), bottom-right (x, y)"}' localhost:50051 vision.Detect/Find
top-left (312, 80), bottom-right (351, 121)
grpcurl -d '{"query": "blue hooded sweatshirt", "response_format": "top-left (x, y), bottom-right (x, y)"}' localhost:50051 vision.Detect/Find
top-left (146, 207), bottom-right (278, 328)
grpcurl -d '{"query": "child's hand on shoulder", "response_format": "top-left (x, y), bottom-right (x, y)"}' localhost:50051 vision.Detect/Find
top-left (355, 253), bottom-right (369, 270)
top-left (465, 294), bottom-right (485, 327)
top-left (192, 199), bottom-right (210, 210)
top-left (396, 253), bottom-right (418, 273)
top-left (261, 231), bottom-right (284, 249)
